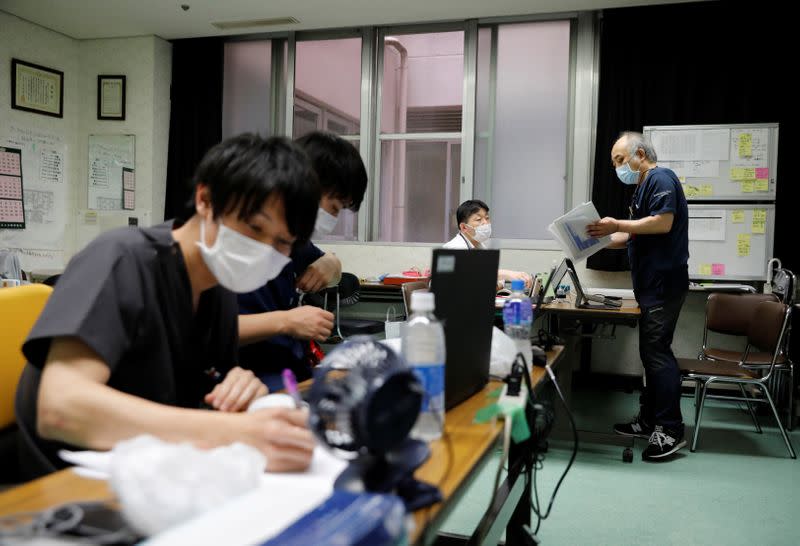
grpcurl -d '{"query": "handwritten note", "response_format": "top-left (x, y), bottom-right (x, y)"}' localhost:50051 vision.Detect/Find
top-left (731, 210), bottom-right (745, 223)
top-left (683, 185), bottom-right (699, 197)
top-left (741, 180), bottom-right (754, 193)
top-left (752, 209), bottom-right (767, 234)
top-left (731, 167), bottom-right (756, 180)
top-left (755, 178), bottom-right (769, 192)
top-left (755, 167), bottom-right (769, 179)
top-left (699, 184), bottom-right (713, 196)
top-left (712, 263), bottom-right (726, 276)
top-left (737, 233), bottom-right (751, 257)
top-left (699, 264), bottom-right (712, 276)
top-left (738, 133), bottom-right (752, 157)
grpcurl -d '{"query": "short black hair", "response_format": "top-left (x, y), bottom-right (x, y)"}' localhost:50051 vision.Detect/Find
top-left (456, 199), bottom-right (490, 226)
top-left (193, 134), bottom-right (320, 243)
top-left (295, 131), bottom-right (368, 211)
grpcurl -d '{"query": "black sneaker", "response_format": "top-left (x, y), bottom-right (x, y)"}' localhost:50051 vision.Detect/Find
top-left (642, 425), bottom-right (687, 461)
top-left (613, 415), bottom-right (653, 439)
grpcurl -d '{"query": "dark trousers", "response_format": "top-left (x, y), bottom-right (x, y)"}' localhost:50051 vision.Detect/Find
top-left (638, 292), bottom-right (686, 434)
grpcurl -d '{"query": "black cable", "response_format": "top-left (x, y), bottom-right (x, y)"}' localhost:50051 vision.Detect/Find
top-left (516, 352), bottom-right (579, 537)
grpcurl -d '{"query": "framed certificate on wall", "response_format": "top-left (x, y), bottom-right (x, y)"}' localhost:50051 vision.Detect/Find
top-left (11, 58), bottom-right (64, 118)
top-left (97, 75), bottom-right (126, 120)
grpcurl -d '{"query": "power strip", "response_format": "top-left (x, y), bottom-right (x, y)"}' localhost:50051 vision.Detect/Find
top-left (498, 383), bottom-right (528, 412)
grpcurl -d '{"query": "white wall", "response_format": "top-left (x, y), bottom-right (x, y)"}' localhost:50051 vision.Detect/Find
top-left (0, 11), bottom-right (80, 266)
top-left (0, 12), bottom-right (171, 264)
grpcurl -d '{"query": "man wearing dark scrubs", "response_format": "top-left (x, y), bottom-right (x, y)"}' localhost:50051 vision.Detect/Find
top-left (237, 132), bottom-right (368, 391)
top-left (587, 131), bottom-right (689, 461)
top-left (15, 134), bottom-right (319, 478)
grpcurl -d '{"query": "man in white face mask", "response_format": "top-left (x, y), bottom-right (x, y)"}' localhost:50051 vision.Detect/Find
top-left (16, 134), bottom-right (320, 478)
top-left (444, 200), bottom-right (532, 290)
top-left (237, 132), bottom-right (368, 392)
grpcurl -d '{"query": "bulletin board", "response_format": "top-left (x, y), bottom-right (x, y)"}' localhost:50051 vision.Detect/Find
top-left (643, 124), bottom-right (778, 200)
top-left (688, 204), bottom-right (775, 281)
top-left (88, 134), bottom-right (135, 210)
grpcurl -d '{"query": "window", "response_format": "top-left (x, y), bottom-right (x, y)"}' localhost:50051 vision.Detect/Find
top-left (474, 21), bottom-right (571, 240)
top-left (376, 31), bottom-right (464, 243)
top-left (222, 41), bottom-right (272, 139)
top-left (294, 37), bottom-right (362, 241)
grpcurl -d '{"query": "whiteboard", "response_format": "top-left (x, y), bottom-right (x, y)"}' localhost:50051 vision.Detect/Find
top-left (643, 124), bottom-right (778, 200)
top-left (88, 134), bottom-right (135, 210)
top-left (688, 204), bottom-right (775, 281)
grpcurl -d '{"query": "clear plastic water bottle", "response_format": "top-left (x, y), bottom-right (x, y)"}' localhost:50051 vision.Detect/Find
top-left (503, 279), bottom-right (533, 367)
top-left (402, 291), bottom-right (445, 441)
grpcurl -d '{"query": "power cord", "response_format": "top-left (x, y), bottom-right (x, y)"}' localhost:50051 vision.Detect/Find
top-left (517, 353), bottom-right (579, 538)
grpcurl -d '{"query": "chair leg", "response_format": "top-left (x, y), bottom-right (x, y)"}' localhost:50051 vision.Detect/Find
top-left (739, 384), bottom-right (762, 433)
top-left (787, 365), bottom-right (795, 431)
top-left (692, 381), bottom-right (709, 452)
top-left (760, 384), bottom-right (797, 459)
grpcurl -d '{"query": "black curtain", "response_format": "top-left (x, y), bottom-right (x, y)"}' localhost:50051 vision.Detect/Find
top-left (588, 0), bottom-right (794, 273)
top-left (164, 37), bottom-right (224, 221)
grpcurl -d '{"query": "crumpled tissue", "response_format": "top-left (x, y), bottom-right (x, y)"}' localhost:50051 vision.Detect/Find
top-left (108, 435), bottom-right (265, 536)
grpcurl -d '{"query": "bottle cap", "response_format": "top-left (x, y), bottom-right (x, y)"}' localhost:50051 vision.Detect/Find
top-left (410, 290), bottom-right (435, 312)
top-left (511, 279), bottom-right (525, 291)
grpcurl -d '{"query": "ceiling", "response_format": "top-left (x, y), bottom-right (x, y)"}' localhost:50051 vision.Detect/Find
top-left (0, 0), bottom-right (692, 40)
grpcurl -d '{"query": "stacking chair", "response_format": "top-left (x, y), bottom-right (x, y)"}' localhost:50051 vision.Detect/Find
top-left (678, 300), bottom-right (796, 458)
top-left (0, 284), bottom-right (53, 484)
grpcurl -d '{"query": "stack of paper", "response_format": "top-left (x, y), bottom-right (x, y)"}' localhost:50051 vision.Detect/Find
top-left (548, 202), bottom-right (612, 262)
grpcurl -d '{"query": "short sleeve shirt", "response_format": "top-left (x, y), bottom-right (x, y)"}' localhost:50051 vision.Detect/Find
top-left (627, 167), bottom-right (690, 307)
top-left (16, 222), bottom-right (239, 470)
top-left (236, 242), bottom-right (324, 380)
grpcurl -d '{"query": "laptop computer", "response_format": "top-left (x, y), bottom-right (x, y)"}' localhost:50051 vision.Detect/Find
top-left (430, 248), bottom-right (499, 410)
top-left (548, 258), bottom-right (622, 309)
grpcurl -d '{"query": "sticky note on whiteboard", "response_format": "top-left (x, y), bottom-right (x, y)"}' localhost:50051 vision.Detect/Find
top-left (755, 178), bottom-right (768, 192)
top-left (731, 210), bottom-right (745, 223)
top-left (738, 133), bottom-right (752, 157)
top-left (741, 180), bottom-right (754, 193)
top-left (737, 233), bottom-right (751, 257)
top-left (699, 264), bottom-right (712, 276)
top-left (712, 263), bottom-right (725, 276)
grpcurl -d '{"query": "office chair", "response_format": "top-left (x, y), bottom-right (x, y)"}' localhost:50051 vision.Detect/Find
top-left (0, 284), bottom-right (53, 484)
top-left (678, 301), bottom-right (796, 458)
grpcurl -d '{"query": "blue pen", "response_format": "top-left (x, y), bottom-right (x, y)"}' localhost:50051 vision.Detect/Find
top-left (282, 368), bottom-right (302, 408)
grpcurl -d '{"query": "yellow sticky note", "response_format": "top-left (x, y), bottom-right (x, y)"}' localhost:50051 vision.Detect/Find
top-left (741, 180), bottom-right (755, 193)
top-left (752, 209), bottom-right (767, 234)
top-left (731, 210), bottom-right (745, 223)
top-left (699, 184), bottom-right (713, 196)
top-left (678, 176), bottom-right (686, 183)
top-left (755, 178), bottom-right (769, 192)
top-left (730, 168), bottom-right (756, 180)
top-left (737, 233), bottom-right (751, 257)
top-left (699, 264), bottom-right (712, 276)
top-left (739, 133), bottom-right (752, 157)
top-left (683, 185), bottom-right (699, 197)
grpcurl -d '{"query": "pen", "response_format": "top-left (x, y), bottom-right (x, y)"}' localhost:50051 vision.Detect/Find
top-left (282, 368), bottom-right (302, 408)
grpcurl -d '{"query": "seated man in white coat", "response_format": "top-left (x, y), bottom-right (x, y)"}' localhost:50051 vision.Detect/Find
top-left (444, 199), bottom-right (531, 290)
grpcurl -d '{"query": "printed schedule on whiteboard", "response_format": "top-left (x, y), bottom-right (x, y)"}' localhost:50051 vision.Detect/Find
top-left (0, 147), bottom-right (25, 229)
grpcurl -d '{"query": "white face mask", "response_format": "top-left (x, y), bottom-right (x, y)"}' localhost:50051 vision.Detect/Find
top-left (469, 223), bottom-right (492, 243)
top-left (312, 208), bottom-right (339, 238)
top-left (197, 218), bottom-right (291, 293)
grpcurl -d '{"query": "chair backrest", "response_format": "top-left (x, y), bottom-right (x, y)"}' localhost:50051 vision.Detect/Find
top-left (401, 281), bottom-right (430, 319)
top-left (706, 292), bottom-right (779, 336)
top-left (0, 284), bottom-right (52, 429)
top-left (771, 268), bottom-right (796, 305)
top-left (745, 301), bottom-right (790, 373)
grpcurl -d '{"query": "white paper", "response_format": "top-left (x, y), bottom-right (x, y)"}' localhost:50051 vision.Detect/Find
top-left (730, 128), bottom-right (769, 169)
top-left (688, 209), bottom-right (726, 241)
top-left (699, 129), bottom-right (730, 160)
top-left (548, 202), bottom-right (612, 262)
top-left (88, 134), bottom-right (135, 210)
top-left (0, 125), bottom-right (68, 269)
top-left (651, 130), bottom-right (699, 161)
top-left (652, 129), bottom-right (729, 161)
top-left (143, 447), bottom-right (347, 545)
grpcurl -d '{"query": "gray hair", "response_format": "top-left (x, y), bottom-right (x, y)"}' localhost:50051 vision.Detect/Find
top-left (620, 131), bottom-right (658, 162)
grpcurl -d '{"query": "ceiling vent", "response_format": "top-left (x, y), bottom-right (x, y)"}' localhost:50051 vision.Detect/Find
top-left (212, 17), bottom-right (299, 30)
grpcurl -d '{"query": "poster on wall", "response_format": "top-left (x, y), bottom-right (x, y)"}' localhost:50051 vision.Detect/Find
top-left (0, 147), bottom-right (26, 229)
top-left (88, 134), bottom-right (135, 210)
top-left (0, 125), bottom-right (68, 269)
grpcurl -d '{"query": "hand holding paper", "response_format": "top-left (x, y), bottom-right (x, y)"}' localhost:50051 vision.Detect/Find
top-left (548, 202), bottom-right (612, 262)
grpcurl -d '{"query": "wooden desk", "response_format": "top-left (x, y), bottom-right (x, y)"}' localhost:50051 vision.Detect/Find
top-left (0, 347), bottom-right (564, 545)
